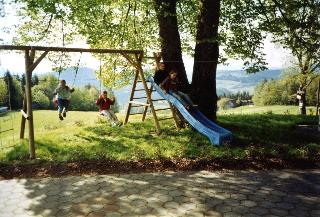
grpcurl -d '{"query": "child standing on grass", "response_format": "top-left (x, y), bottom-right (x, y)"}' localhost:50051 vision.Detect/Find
top-left (96, 91), bottom-right (122, 127)
top-left (160, 69), bottom-right (194, 110)
top-left (53, 80), bottom-right (75, 120)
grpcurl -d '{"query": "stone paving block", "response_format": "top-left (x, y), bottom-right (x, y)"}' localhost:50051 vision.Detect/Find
top-left (241, 200), bottom-right (258, 208)
top-left (184, 211), bottom-right (204, 217)
top-left (215, 204), bottom-right (233, 213)
top-left (270, 208), bottom-right (289, 216)
top-left (310, 209), bottom-right (320, 217)
top-left (223, 211), bottom-right (242, 217)
top-left (250, 207), bottom-right (269, 215)
top-left (276, 202), bottom-right (295, 209)
top-left (173, 195), bottom-right (190, 204)
top-left (204, 210), bottom-right (222, 217)
top-left (157, 194), bottom-right (173, 203)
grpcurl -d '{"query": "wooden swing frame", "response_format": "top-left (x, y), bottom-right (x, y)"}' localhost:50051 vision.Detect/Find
top-left (0, 45), bottom-right (164, 159)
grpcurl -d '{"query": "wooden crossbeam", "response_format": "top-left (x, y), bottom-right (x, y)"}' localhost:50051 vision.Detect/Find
top-left (20, 109), bottom-right (29, 120)
top-left (0, 128), bottom-right (14, 133)
top-left (0, 45), bottom-right (142, 54)
top-left (27, 50), bottom-right (49, 73)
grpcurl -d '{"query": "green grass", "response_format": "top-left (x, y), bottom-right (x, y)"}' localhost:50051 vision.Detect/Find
top-left (218, 105), bottom-right (317, 115)
top-left (0, 106), bottom-right (319, 163)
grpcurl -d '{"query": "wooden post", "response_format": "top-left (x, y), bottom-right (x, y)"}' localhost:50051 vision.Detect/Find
top-left (154, 52), bottom-right (162, 69)
top-left (20, 92), bottom-right (27, 139)
top-left (142, 85), bottom-right (153, 122)
top-left (316, 79), bottom-right (320, 116)
top-left (169, 103), bottom-right (180, 129)
top-left (25, 49), bottom-right (36, 159)
top-left (316, 79), bottom-right (320, 132)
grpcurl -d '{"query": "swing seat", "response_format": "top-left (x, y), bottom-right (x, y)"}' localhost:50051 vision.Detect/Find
top-left (52, 98), bottom-right (71, 108)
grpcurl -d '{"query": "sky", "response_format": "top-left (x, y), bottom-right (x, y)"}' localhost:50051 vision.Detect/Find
top-left (0, 2), bottom-right (292, 78)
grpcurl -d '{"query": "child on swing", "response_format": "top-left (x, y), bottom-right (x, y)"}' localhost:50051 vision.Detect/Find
top-left (53, 80), bottom-right (75, 120)
top-left (160, 69), bottom-right (194, 110)
top-left (96, 91), bottom-right (122, 127)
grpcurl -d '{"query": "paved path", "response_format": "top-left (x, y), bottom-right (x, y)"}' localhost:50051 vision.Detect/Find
top-left (0, 170), bottom-right (319, 217)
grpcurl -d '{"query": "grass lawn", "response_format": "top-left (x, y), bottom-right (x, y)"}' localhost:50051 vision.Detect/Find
top-left (218, 105), bottom-right (318, 115)
top-left (0, 106), bottom-right (319, 164)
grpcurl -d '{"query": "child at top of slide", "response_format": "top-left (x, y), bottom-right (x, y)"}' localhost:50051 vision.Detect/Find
top-left (160, 69), bottom-right (194, 110)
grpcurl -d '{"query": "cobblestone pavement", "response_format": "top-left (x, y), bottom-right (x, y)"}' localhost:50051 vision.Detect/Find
top-left (0, 170), bottom-right (319, 217)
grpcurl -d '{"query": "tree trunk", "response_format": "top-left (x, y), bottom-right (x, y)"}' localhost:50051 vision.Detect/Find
top-left (297, 85), bottom-right (307, 115)
top-left (153, 0), bottom-right (188, 86)
top-left (191, 0), bottom-right (221, 120)
top-left (316, 79), bottom-right (319, 116)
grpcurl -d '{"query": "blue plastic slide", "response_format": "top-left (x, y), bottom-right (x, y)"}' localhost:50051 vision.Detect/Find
top-left (148, 77), bottom-right (232, 145)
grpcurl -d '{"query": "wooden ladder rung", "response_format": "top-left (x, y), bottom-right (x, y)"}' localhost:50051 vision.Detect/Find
top-left (129, 101), bottom-right (150, 106)
top-left (130, 112), bottom-right (145, 115)
top-left (134, 89), bottom-right (146, 91)
top-left (158, 117), bottom-right (174, 121)
top-left (155, 108), bottom-right (171, 111)
top-left (131, 105), bottom-right (147, 108)
top-left (137, 80), bottom-right (150, 83)
top-left (132, 96), bottom-right (148, 100)
top-left (152, 99), bottom-right (167, 102)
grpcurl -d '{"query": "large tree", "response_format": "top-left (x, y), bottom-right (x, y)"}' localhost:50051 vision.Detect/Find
top-left (257, 0), bottom-right (320, 114)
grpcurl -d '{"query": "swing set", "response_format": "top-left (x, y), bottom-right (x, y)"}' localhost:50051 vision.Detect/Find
top-left (0, 45), bottom-right (177, 159)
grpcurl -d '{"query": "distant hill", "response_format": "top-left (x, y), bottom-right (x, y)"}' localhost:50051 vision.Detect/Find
top-left (217, 69), bottom-right (281, 83)
top-left (52, 67), bottom-right (101, 88)
top-left (216, 69), bottom-right (282, 93)
top-left (38, 67), bottom-right (282, 106)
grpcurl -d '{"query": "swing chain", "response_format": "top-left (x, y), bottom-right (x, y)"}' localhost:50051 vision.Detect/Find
top-left (71, 52), bottom-right (82, 87)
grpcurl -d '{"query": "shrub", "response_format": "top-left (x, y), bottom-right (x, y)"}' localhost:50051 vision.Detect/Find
top-left (32, 90), bottom-right (50, 109)
top-left (218, 98), bottom-right (235, 110)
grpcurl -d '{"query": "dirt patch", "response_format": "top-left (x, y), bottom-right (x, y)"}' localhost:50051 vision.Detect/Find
top-left (0, 158), bottom-right (319, 180)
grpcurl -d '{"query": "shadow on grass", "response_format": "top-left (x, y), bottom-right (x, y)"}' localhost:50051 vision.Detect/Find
top-left (219, 114), bottom-right (319, 145)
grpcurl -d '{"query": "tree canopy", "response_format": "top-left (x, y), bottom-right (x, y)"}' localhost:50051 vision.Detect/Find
top-left (257, 0), bottom-right (320, 87)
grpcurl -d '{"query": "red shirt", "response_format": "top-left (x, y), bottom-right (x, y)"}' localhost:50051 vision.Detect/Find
top-left (96, 97), bottom-right (115, 111)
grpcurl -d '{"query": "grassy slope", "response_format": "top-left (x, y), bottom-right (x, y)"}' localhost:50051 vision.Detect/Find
top-left (0, 106), bottom-right (319, 163)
